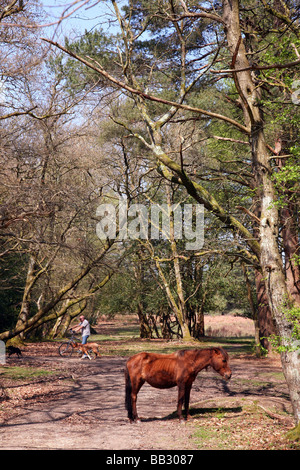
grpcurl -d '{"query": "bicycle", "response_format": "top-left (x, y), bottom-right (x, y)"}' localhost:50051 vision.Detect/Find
top-left (58, 330), bottom-right (81, 357)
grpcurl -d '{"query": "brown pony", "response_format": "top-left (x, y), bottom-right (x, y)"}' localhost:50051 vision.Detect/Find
top-left (125, 347), bottom-right (231, 422)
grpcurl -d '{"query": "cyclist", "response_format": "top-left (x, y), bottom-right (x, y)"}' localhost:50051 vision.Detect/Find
top-left (71, 315), bottom-right (91, 345)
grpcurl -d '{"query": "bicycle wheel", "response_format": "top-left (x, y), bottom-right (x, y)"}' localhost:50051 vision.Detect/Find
top-left (59, 342), bottom-right (73, 357)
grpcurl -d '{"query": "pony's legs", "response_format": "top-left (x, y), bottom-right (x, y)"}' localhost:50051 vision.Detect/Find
top-left (177, 383), bottom-right (186, 420)
top-left (177, 382), bottom-right (192, 420)
top-left (184, 383), bottom-right (192, 420)
top-left (125, 367), bottom-right (145, 423)
top-left (125, 367), bottom-right (134, 421)
top-left (131, 378), bottom-right (145, 422)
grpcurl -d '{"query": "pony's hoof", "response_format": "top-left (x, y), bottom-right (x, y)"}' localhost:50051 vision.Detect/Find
top-left (179, 417), bottom-right (188, 425)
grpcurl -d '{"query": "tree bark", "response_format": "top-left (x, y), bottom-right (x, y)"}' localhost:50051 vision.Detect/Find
top-left (281, 201), bottom-right (300, 305)
top-left (15, 255), bottom-right (36, 341)
top-left (137, 303), bottom-right (153, 338)
top-left (254, 270), bottom-right (277, 351)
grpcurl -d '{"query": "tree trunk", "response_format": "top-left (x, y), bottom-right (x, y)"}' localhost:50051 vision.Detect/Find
top-left (252, 194), bottom-right (277, 350)
top-left (193, 306), bottom-right (205, 339)
top-left (48, 316), bottom-right (63, 339)
top-left (137, 303), bottom-right (153, 338)
top-left (15, 255), bottom-right (36, 341)
top-left (281, 204), bottom-right (300, 305)
top-left (55, 312), bottom-right (72, 338)
top-left (254, 270), bottom-right (277, 351)
top-left (223, 0), bottom-right (300, 425)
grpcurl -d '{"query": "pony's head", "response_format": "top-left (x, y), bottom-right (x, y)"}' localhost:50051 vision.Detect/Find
top-left (210, 347), bottom-right (231, 380)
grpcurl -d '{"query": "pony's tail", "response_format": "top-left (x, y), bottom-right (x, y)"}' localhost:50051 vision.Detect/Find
top-left (125, 364), bottom-right (133, 421)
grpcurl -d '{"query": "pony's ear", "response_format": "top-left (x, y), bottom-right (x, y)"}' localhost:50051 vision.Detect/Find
top-left (213, 347), bottom-right (227, 360)
top-left (212, 347), bottom-right (222, 354)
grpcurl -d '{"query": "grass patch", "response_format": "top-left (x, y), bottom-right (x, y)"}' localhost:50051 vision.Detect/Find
top-left (189, 402), bottom-right (300, 450)
top-left (0, 366), bottom-right (57, 381)
top-left (100, 338), bottom-right (227, 357)
top-left (260, 371), bottom-right (285, 380)
top-left (96, 335), bottom-right (255, 357)
top-left (192, 427), bottom-right (219, 448)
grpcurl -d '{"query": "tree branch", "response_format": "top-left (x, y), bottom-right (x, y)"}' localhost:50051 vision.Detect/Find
top-left (211, 58), bottom-right (300, 74)
top-left (41, 37), bottom-right (250, 135)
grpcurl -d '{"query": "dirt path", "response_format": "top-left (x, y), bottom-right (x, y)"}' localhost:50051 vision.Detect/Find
top-left (0, 353), bottom-right (295, 450)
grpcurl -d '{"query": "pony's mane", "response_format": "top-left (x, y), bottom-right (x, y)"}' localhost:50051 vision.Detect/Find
top-left (187, 347), bottom-right (229, 361)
